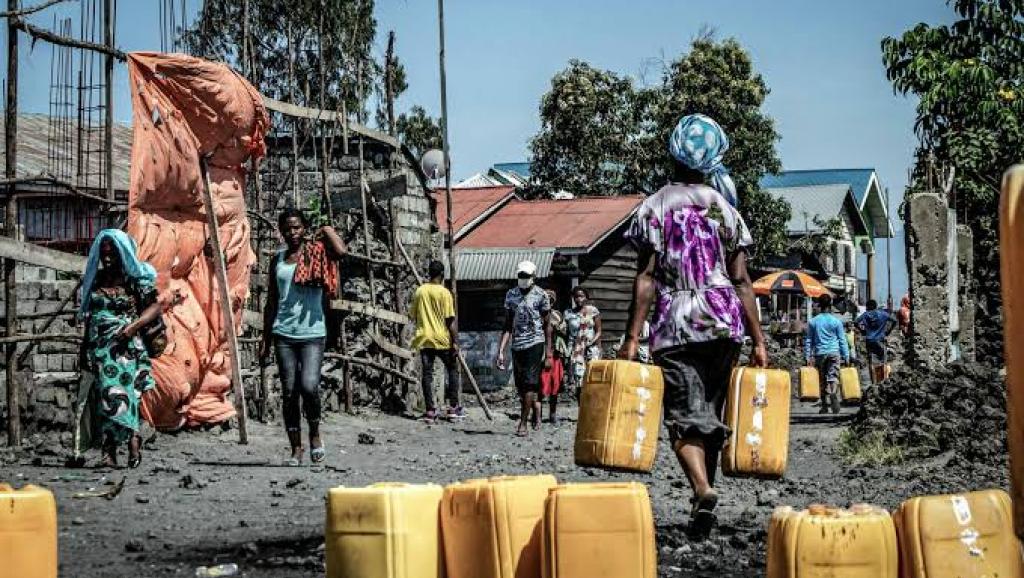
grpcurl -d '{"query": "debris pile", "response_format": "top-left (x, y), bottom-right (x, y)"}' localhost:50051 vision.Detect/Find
top-left (850, 362), bottom-right (1006, 465)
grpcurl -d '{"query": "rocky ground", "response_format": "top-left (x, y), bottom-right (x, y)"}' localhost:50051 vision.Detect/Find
top-left (0, 374), bottom-right (1008, 578)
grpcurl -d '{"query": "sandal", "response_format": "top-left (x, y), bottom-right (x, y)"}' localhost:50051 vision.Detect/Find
top-left (310, 446), bottom-right (326, 464)
top-left (515, 422), bottom-right (528, 437)
top-left (284, 456), bottom-right (302, 467)
top-left (688, 489), bottom-right (719, 539)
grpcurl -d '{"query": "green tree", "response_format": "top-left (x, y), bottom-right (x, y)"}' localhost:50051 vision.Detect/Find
top-left (654, 38), bottom-right (791, 264)
top-left (882, 0), bottom-right (1024, 358)
top-left (396, 106), bottom-right (443, 160)
top-left (184, 0), bottom-right (378, 116)
top-left (529, 60), bottom-right (643, 197)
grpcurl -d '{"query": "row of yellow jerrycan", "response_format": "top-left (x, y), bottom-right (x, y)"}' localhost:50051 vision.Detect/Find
top-left (769, 489), bottom-right (1023, 578)
top-left (798, 365), bottom-right (863, 402)
top-left (575, 360), bottom-right (792, 478)
top-left (326, 476), bottom-right (656, 578)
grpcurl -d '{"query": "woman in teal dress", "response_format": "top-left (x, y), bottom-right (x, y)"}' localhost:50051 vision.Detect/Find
top-left (78, 229), bottom-right (162, 468)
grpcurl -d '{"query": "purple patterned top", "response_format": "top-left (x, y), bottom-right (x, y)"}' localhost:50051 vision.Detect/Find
top-left (625, 183), bottom-right (753, 352)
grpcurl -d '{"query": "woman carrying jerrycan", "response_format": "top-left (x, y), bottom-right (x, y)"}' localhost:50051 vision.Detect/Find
top-left (619, 114), bottom-right (769, 537)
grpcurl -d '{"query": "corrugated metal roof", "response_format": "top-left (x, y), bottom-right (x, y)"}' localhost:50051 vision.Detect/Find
top-left (0, 113), bottom-right (133, 193)
top-left (454, 173), bottom-right (505, 188)
top-left (767, 184), bottom-right (869, 236)
top-left (432, 185), bottom-right (517, 240)
top-left (457, 196), bottom-right (642, 252)
top-left (450, 247), bottom-right (555, 281)
top-left (760, 169), bottom-right (875, 206)
top-left (492, 162), bottom-right (531, 180)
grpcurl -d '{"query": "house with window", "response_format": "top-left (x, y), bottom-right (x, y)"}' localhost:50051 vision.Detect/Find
top-left (761, 169), bottom-right (893, 303)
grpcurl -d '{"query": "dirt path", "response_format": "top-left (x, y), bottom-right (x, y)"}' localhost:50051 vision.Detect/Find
top-left (0, 395), bottom-right (1007, 577)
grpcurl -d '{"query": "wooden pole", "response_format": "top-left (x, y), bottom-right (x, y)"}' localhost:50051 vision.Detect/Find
top-left (5, 0), bottom-right (20, 447)
top-left (385, 30), bottom-right (396, 137)
top-left (199, 156), bottom-right (248, 444)
top-left (103, 0), bottom-right (113, 201)
top-left (437, 0), bottom-right (457, 304)
top-left (886, 186), bottom-right (893, 310)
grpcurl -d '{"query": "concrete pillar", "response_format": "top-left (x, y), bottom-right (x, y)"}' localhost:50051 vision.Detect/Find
top-left (957, 224), bottom-right (976, 362)
top-left (866, 250), bottom-right (875, 301)
top-left (905, 192), bottom-right (950, 370)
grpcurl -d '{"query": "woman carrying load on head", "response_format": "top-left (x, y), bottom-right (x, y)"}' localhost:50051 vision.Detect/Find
top-left (618, 114), bottom-right (769, 536)
top-left (260, 208), bottom-right (346, 466)
top-left (78, 229), bottom-right (165, 469)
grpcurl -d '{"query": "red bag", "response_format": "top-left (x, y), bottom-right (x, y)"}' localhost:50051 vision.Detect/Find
top-left (293, 240), bottom-right (339, 299)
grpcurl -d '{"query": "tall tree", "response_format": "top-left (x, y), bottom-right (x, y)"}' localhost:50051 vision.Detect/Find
top-left (529, 60), bottom-right (643, 197)
top-left (396, 105), bottom-right (443, 160)
top-left (528, 39), bottom-right (791, 264)
top-left (654, 38), bottom-right (791, 264)
top-left (184, 0), bottom-right (378, 116)
top-left (882, 0), bottom-right (1024, 359)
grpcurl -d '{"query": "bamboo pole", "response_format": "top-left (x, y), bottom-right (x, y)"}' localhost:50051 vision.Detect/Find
top-left (103, 0), bottom-right (113, 201)
top-left (199, 156), bottom-right (248, 444)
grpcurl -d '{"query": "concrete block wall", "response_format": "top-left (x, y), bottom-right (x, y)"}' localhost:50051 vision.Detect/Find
top-left (905, 192), bottom-right (951, 369)
top-left (458, 331), bottom-right (512, 392)
top-left (0, 278), bottom-right (82, 437)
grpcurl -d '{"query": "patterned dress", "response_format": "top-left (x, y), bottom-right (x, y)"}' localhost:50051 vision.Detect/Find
top-left (565, 304), bottom-right (601, 385)
top-left (84, 280), bottom-right (157, 443)
top-left (625, 183), bottom-right (753, 352)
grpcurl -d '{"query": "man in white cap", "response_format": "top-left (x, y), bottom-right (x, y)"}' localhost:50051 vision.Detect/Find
top-left (496, 260), bottom-right (553, 436)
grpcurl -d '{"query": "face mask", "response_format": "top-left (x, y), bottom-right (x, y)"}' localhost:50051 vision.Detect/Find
top-left (518, 278), bottom-right (533, 290)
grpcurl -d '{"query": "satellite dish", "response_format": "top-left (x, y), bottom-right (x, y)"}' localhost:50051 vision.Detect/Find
top-left (421, 149), bottom-right (446, 180)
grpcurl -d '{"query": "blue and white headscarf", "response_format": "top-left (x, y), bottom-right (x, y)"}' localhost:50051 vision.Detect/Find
top-left (79, 229), bottom-right (158, 318)
top-left (668, 114), bottom-right (738, 207)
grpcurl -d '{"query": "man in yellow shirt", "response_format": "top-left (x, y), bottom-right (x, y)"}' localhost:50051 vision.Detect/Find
top-left (411, 260), bottom-right (462, 421)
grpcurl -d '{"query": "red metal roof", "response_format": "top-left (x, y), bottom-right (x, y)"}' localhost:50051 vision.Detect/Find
top-left (432, 186), bottom-right (517, 238)
top-left (457, 196), bottom-right (643, 252)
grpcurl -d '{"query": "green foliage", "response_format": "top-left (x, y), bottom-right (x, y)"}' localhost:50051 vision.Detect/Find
top-left (790, 216), bottom-right (845, 257)
top-left (837, 429), bottom-right (905, 467)
top-left (529, 61), bottom-right (644, 197)
top-left (528, 38), bottom-right (791, 265)
top-left (396, 106), bottom-right (443, 160)
top-left (185, 0), bottom-right (378, 118)
top-left (882, 0), bottom-right (1024, 356)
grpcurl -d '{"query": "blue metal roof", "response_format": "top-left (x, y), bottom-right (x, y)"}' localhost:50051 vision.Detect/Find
top-left (492, 162), bottom-right (532, 180)
top-left (760, 169), bottom-right (876, 207)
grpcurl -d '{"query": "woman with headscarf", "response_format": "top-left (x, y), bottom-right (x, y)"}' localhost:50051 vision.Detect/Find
top-left (619, 114), bottom-right (769, 537)
top-left (78, 230), bottom-right (163, 468)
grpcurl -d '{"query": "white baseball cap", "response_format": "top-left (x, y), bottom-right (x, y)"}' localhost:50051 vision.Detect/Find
top-left (516, 260), bottom-right (537, 277)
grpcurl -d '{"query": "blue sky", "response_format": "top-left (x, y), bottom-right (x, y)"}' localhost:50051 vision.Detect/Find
top-left (4, 0), bottom-right (957, 301)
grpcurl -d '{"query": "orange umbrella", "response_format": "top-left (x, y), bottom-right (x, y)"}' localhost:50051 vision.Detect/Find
top-left (753, 270), bottom-right (832, 298)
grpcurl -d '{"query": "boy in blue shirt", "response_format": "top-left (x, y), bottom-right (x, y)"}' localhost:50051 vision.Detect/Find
top-left (805, 294), bottom-right (850, 414)
top-left (855, 299), bottom-right (896, 384)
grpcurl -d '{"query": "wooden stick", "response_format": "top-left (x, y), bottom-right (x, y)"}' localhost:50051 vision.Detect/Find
top-left (0, 0), bottom-right (66, 18)
top-left (340, 318), bottom-right (352, 414)
top-left (0, 332), bottom-right (80, 345)
top-left (324, 352), bottom-right (417, 384)
top-left (199, 156), bottom-right (248, 444)
top-left (13, 20), bottom-right (126, 60)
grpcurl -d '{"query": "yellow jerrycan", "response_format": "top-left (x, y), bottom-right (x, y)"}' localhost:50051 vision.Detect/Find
top-left (798, 366), bottom-right (820, 401)
top-left (441, 474), bottom-right (558, 578)
top-left (0, 484), bottom-right (57, 578)
top-left (575, 360), bottom-right (664, 472)
top-left (894, 489), bottom-right (1024, 578)
top-left (722, 367), bottom-right (791, 479)
top-left (325, 482), bottom-right (443, 578)
top-left (1002, 165), bottom-right (1024, 538)
top-left (541, 482), bottom-right (655, 578)
top-left (767, 504), bottom-right (898, 578)
top-left (840, 366), bottom-right (862, 402)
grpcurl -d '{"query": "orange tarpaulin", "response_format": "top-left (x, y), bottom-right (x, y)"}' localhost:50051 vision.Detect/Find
top-left (126, 52), bottom-right (268, 430)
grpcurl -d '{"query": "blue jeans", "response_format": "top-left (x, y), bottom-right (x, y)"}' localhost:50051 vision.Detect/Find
top-left (274, 336), bottom-right (325, 432)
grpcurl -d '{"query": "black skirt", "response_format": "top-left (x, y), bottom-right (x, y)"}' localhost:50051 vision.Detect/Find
top-left (512, 342), bottom-right (546, 396)
top-left (653, 339), bottom-right (741, 446)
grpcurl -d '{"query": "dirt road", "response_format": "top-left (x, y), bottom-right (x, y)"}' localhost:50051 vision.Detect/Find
top-left (0, 395), bottom-right (1007, 577)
